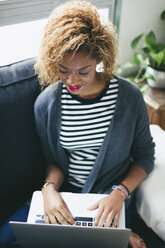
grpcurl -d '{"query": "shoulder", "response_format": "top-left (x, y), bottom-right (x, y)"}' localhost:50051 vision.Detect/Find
top-left (116, 76), bottom-right (141, 95)
top-left (115, 75), bottom-right (144, 104)
top-left (34, 81), bottom-right (62, 114)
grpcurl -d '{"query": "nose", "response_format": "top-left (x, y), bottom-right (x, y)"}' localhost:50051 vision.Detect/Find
top-left (67, 73), bottom-right (79, 85)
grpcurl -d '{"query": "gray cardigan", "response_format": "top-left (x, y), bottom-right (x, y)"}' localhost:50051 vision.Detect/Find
top-left (34, 76), bottom-right (155, 194)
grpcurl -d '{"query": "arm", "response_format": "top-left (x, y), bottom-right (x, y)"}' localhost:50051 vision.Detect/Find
top-left (119, 165), bottom-right (147, 194)
top-left (89, 165), bottom-right (147, 227)
top-left (89, 87), bottom-right (154, 228)
top-left (34, 90), bottom-right (75, 225)
top-left (42, 164), bottom-right (75, 225)
top-left (43, 164), bottom-right (65, 189)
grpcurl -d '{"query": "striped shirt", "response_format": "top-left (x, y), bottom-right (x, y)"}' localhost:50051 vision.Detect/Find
top-left (60, 78), bottom-right (119, 188)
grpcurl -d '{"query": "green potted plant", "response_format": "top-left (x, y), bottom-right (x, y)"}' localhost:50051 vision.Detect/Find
top-left (116, 9), bottom-right (165, 91)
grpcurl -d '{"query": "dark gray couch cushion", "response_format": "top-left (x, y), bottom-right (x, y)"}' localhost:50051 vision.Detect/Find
top-left (0, 58), bottom-right (46, 225)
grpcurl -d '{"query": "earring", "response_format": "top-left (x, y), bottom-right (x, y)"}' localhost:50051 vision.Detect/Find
top-left (96, 62), bottom-right (104, 72)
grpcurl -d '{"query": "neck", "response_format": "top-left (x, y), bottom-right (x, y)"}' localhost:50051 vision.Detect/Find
top-left (80, 77), bottom-right (108, 100)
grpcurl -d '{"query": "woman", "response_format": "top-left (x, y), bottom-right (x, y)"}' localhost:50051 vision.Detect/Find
top-left (34, 1), bottom-right (155, 247)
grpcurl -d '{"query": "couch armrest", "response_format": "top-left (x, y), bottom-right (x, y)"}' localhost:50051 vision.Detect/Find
top-left (136, 124), bottom-right (165, 241)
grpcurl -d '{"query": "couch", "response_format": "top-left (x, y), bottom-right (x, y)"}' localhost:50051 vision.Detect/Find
top-left (0, 58), bottom-right (164, 247)
top-left (0, 58), bottom-right (46, 226)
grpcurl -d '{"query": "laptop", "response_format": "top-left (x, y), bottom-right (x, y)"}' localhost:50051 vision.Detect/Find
top-left (10, 191), bottom-right (131, 248)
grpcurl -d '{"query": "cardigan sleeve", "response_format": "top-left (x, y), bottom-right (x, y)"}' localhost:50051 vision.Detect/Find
top-left (34, 87), bottom-right (57, 165)
top-left (130, 90), bottom-right (155, 174)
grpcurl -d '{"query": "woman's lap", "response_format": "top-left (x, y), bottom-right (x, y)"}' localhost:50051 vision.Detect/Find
top-left (0, 204), bottom-right (29, 248)
top-left (0, 188), bottom-right (135, 248)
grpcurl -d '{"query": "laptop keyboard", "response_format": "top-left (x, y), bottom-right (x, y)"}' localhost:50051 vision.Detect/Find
top-left (75, 217), bottom-right (94, 226)
top-left (35, 214), bottom-right (94, 226)
top-left (35, 214), bottom-right (45, 223)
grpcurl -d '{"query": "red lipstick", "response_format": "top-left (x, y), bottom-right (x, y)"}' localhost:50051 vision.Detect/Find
top-left (68, 84), bottom-right (82, 92)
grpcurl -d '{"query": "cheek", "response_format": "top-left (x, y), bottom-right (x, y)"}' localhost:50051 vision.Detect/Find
top-left (58, 73), bottom-right (66, 81)
top-left (88, 72), bottom-right (96, 82)
top-left (57, 72), bottom-right (61, 79)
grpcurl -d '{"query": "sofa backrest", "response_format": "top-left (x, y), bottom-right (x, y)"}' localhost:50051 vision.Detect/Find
top-left (0, 58), bottom-right (46, 225)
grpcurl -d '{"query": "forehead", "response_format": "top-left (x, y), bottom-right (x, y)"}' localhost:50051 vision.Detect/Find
top-left (60, 52), bottom-right (97, 69)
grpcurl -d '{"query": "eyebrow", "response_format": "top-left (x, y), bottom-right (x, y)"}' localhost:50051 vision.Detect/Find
top-left (59, 64), bottom-right (92, 70)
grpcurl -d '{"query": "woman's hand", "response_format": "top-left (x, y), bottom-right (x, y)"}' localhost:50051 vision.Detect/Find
top-left (88, 189), bottom-right (126, 227)
top-left (42, 185), bottom-right (75, 225)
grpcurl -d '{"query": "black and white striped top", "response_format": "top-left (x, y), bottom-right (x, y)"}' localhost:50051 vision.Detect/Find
top-left (60, 78), bottom-right (119, 188)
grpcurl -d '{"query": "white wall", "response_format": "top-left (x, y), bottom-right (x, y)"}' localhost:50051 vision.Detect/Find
top-left (0, 19), bottom-right (47, 66)
top-left (0, 0), bottom-right (164, 66)
top-left (118, 0), bottom-right (165, 65)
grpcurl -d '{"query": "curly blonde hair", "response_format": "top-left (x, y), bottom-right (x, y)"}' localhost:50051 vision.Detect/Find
top-left (35, 0), bottom-right (119, 86)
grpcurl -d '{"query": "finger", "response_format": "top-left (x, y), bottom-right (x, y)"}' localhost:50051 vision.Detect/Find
top-left (44, 215), bottom-right (50, 224)
top-left (141, 240), bottom-right (146, 248)
top-left (49, 214), bottom-right (58, 224)
top-left (55, 211), bottom-right (71, 225)
top-left (110, 213), bottom-right (119, 227)
top-left (59, 206), bottom-right (75, 225)
top-left (94, 208), bottom-right (104, 226)
top-left (105, 211), bottom-right (116, 227)
top-left (97, 210), bottom-right (110, 227)
top-left (87, 202), bottom-right (99, 211)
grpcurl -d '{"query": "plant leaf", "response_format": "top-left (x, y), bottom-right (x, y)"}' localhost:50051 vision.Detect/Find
top-left (160, 10), bottom-right (165, 20)
top-left (145, 31), bottom-right (157, 49)
top-left (133, 52), bottom-right (144, 65)
top-left (143, 72), bottom-right (155, 81)
top-left (139, 84), bottom-right (148, 95)
top-left (142, 47), bottom-right (150, 54)
top-left (128, 77), bottom-right (136, 83)
top-left (144, 57), bottom-right (150, 66)
top-left (150, 51), bottom-right (164, 67)
top-left (142, 41), bottom-right (151, 54)
top-left (131, 34), bottom-right (144, 50)
top-left (157, 43), bottom-right (165, 51)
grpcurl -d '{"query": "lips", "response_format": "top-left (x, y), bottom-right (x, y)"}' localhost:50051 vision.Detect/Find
top-left (68, 84), bottom-right (82, 92)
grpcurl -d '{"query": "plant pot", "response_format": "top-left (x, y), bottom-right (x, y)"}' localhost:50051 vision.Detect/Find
top-left (146, 66), bottom-right (165, 89)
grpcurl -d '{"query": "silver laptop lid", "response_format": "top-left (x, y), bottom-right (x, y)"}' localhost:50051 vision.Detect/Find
top-left (10, 221), bottom-right (131, 248)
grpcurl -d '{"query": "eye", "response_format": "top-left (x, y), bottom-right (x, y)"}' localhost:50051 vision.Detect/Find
top-left (79, 72), bottom-right (89, 76)
top-left (59, 70), bottom-right (69, 74)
